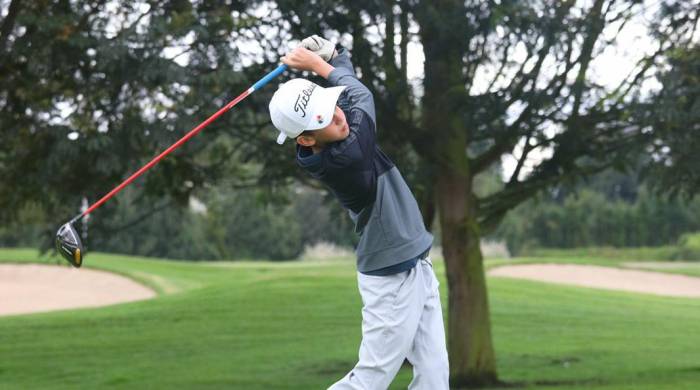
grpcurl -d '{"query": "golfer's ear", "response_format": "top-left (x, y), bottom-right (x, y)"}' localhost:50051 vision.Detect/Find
top-left (296, 135), bottom-right (315, 147)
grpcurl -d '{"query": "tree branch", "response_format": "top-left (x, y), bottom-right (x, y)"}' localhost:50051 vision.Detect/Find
top-left (508, 133), bottom-right (532, 185)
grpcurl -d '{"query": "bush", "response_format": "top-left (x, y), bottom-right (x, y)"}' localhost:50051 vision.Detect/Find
top-left (494, 187), bottom-right (700, 253)
top-left (673, 232), bottom-right (700, 261)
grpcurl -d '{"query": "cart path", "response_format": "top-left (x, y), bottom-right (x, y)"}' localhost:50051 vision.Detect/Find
top-left (488, 263), bottom-right (700, 298)
top-left (0, 264), bottom-right (156, 317)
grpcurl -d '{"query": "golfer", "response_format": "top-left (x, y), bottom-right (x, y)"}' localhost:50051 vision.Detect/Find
top-left (268, 35), bottom-right (449, 390)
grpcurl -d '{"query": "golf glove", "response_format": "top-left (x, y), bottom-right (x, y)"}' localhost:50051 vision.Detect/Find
top-left (299, 35), bottom-right (336, 61)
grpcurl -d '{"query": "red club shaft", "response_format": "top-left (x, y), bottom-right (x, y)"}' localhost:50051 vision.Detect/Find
top-left (81, 88), bottom-right (253, 218)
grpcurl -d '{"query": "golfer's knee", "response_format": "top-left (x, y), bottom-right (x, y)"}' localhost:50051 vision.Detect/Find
top-left (414, 358), bottom-right (449, 379)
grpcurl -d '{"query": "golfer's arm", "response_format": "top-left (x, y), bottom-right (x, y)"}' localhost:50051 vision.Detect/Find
top-left (312, 60), bottom-right (335, 79)
top-left (325, 48), bottom-right (376, 122)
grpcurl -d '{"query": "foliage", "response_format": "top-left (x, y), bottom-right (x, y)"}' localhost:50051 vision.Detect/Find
top-left (643, 45), bottom-right (700, 197)
top-left (93, 185), bottom-right (355, 261)
top-left (496, 187), bottom-right (700, 255)
top-left (204, 187), bottom-right (305, 261)
top-left (674, 232), bottom-right (700, 261)
top-left (493, 162), bottom-right (700, 255)
top-left (0, 202), bottom-right (46, 247)
top-left (0, 183), bottom-right (357, 261)
top-left (0, 0), bottom-right (294, 251)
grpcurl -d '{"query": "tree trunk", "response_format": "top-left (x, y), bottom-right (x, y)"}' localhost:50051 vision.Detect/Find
top-left (413, 0), bottom-right (499, 385)
top-left (436, 169), bottom-right (498, 387)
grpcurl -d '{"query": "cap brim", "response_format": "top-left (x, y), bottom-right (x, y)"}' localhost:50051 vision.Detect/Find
top-left (304, 86), bottom-right (346, 131)
top-left (276, 132), bottom-right (287, 145)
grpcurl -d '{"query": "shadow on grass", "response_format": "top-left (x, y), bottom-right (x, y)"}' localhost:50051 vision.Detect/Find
top-left (452, 377), bottom-right (607, 389)
top-left (309, 358), bottom-right (608, 389)
top-left (305, 359), bottom-right (356, 376)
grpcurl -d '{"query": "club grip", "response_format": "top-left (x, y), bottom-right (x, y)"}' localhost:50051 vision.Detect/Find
top-left (252, 64), bottom-right (288, 91)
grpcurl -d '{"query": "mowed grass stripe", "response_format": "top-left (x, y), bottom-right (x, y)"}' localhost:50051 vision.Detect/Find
top-left (489, 277), bottom-right (700, 389)
top-left (1, 249), bottom-right (700, 389)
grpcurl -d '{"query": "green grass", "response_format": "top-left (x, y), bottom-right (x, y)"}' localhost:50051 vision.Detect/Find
top-left (523, 246), bottom-right (680, 262)
top-left (2, 248), bottom-right (700, 389)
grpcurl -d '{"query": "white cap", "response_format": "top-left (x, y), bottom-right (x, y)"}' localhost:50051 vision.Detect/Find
top-left (268, 78), bottom-right (346, 145)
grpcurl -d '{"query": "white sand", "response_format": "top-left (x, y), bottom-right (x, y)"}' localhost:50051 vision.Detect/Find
top-left (0, 264), bottom-right (156, 317)
top-left (488, 263), bottom-right (700, 298)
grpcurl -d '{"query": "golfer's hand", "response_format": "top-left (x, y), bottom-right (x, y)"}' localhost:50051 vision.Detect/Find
top-left (299, 35), bottom-right (337, 61)
top-left (281, 47), bottom-right (334, 78)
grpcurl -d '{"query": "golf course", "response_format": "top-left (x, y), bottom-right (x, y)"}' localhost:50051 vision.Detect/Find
top-left (2, 248), bottom-right (699, 389)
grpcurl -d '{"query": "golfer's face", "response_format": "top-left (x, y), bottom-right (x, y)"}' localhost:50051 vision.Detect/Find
top-left (317, 106), bottom-right (349, 142)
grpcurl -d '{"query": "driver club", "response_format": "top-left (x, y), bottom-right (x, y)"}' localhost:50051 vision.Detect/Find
top-left (56, 64), bottom-right (288, 267)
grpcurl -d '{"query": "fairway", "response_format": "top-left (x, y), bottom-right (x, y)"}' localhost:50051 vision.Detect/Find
top-left (1, 249), bottom-right (700, 389)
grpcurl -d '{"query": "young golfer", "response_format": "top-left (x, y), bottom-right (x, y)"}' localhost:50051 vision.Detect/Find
top-left (268, 35), bottom-right (449, 390)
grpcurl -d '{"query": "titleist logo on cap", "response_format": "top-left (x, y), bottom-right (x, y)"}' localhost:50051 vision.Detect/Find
top-left (294, 83), bottom-right (316, 117)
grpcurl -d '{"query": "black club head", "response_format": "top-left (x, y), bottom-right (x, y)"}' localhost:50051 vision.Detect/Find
top-left (55, 222), bottom-right (84, 267)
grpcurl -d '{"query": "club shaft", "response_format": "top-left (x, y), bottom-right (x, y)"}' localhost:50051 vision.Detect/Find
top-left (81, 64), bottom-right (287, 218)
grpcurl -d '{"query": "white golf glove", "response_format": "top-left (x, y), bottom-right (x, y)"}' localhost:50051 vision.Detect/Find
top-left (299, 35), bottom-right (337, 61)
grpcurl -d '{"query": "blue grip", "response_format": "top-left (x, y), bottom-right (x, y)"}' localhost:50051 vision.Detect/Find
top-left (251, 64), bottom-right (288, 91)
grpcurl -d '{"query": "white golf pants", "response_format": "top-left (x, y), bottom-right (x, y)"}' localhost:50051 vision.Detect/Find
top-left (328, 257), bottom-right (450, 390)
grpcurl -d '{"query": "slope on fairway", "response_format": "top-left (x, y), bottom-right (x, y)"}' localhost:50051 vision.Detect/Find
top-left (1, 249), bottom-right (700, 389)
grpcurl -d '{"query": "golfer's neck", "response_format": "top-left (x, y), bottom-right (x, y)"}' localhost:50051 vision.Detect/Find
top-left (311, 143), bottom-right (325, 154)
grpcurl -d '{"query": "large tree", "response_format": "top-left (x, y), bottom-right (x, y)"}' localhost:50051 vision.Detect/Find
top-left (275, 0), bottom-right (688, 386)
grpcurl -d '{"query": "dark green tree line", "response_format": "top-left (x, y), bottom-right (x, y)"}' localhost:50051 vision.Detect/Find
top-left (495, 168), bottom-right (700, 254)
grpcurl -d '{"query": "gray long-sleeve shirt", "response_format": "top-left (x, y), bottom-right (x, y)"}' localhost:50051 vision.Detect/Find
top-left (296, 47), bottom-right (432, 273)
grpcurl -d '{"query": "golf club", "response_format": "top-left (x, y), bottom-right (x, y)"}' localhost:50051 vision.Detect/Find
top-left (56, 64), bottom-right (288, 267)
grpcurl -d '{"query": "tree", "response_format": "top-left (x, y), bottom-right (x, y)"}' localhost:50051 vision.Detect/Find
top-left (633, 0), bottom-right (700, 199)
top-left (0, 1), bottom-right (299, 251)
top-left (644, 45), bottom-right (700, 197)
top-left (275, 0), bottom-right (684, 386)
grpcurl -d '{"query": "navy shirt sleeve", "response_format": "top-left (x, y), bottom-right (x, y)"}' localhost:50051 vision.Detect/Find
top-left (296, 109), bottom-right (377, 214)
top-left (327, 48), bottom-right (377, 127)
top-left (327, 108), bottom-right (375, 167)
top-left (296, 48), bottom-right (389, 215)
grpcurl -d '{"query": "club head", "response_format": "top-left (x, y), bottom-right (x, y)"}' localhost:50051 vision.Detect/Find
top-left (55, 221), bottom-right (84, 267)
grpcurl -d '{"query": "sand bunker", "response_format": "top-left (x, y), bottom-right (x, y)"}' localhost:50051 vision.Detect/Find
top-left (489, 263), bottom-right (700, 298)
top-left (0, 264), bottom-right (156, 317)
